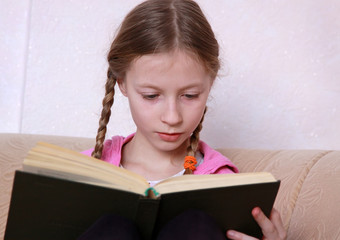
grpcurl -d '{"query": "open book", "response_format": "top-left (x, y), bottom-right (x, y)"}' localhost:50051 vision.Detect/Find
top-left (5, 142), bottom-right (280, 240)
top-left (23, 142), bottom-right (277, 197)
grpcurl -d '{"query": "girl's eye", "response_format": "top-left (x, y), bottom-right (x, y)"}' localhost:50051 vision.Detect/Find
top-left (183, 94), bottom-right (199, 99)
top-left (142, 94), bottom-right (159, 100)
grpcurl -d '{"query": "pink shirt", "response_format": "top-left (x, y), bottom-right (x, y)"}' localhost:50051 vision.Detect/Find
top-left (82, 133), bottom-right (239, 175)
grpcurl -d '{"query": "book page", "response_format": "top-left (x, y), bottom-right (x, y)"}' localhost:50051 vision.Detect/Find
top-left (23, 142), bottom-right (150, 195)
top-left (154, 172), bottom-right (276, 195)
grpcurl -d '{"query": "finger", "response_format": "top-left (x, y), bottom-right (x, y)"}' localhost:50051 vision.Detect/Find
top-left (270, 208), bottom-right (287, 239)
top-left (252, 207), bottom-right (278, 239)
top-left (226, 230), bottom-right (258, 240)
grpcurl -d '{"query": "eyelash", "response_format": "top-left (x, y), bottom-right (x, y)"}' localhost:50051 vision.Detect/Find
top-left (141, 94), bottom-right (199, 100)
top-left (142, 94), bottom-right (159, 100)
top-left (183, 94), bottom-right (199, 99)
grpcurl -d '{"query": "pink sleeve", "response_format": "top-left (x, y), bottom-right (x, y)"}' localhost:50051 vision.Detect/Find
top-left (81, 148), bottom-right (94, 157)
top-left (214, 166), bottom-right (237, 174)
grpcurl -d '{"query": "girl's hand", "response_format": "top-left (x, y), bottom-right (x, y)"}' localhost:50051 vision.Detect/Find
top-left (226, 207), bottom-right (287, 240)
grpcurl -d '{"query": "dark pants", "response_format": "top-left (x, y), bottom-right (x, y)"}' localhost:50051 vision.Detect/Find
top-left (78, 209), bottom-right (226, 240)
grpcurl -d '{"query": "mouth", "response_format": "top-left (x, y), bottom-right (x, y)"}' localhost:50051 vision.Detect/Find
top-left (157, 132), bottom-right (182, 142)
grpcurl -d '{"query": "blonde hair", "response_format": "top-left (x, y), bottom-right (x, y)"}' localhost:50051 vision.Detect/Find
top-left (92, 0), bottom-right (220, 173)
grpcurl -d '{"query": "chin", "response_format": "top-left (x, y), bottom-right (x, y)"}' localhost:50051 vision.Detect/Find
top-left (155, 141), bottom-right (188, 153)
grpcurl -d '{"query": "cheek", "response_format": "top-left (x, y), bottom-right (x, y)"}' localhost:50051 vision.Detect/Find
top-left (185, 104), bottom-right (207, 130)
top-left (128, 99), bottom-right (155, 125)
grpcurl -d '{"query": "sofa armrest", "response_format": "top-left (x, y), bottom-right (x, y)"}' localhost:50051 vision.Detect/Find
top-left (0, 133), bottom-right (94, 239)
top-left (218, 148), bottom-right (340, 239)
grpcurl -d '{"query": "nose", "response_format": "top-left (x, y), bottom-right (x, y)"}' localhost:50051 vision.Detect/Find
top-left (160, 99), bottom-right (183, 126)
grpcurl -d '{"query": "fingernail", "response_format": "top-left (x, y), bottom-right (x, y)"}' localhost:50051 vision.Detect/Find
top-left (252, 207), bottom-right (260, 215)
top-left (227, 230), bottom-right (239, 238)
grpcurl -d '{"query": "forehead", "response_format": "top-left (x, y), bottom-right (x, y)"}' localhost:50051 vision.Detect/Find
top-left (126, 50), bottom-right (211, 87)
top-left (134, 50), bottom-right (202, 70)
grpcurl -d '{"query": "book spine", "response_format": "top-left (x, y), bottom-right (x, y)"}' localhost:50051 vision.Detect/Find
top-left (134, 198), bottom-right (160, 240)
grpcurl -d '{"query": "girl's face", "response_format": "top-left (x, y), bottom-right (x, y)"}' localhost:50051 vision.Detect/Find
top-left (119, 50), bottom-right (213, 154)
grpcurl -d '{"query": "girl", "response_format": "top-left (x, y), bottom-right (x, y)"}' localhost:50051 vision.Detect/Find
top-left (81, 0), bottom-right (286, 239)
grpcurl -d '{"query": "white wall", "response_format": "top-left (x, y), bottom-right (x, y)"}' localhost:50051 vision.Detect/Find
top-left (1, 0), bottom-right (339, 150)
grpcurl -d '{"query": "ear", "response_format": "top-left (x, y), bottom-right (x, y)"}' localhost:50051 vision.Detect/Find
top-left (117, 78), bottom-right (128, 96)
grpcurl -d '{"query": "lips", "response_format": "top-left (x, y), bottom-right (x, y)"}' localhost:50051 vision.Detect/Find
top-left (157, 132), bottom-right (182, 142)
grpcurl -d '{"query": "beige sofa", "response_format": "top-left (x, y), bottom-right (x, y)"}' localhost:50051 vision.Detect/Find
top-left (1, 133), bottom-right (339, 239)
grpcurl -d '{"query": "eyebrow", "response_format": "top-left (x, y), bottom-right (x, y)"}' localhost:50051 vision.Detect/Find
top-left (136, 83), bottom-right (161, 90)
top-left (136, 82), bottom-right (205, 91)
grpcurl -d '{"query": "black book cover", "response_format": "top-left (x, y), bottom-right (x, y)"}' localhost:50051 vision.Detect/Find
top-left (5, 171), bottom-right (280, 240)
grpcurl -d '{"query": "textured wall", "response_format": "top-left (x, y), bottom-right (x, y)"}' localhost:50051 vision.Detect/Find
top-left (1, 0), bottom-right (339, 150)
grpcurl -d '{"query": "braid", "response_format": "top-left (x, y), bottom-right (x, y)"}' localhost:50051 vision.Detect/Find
top-left (92, 69), bottom-right (116, 159)
top-left (184, 106), bottom-right (207, 174)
